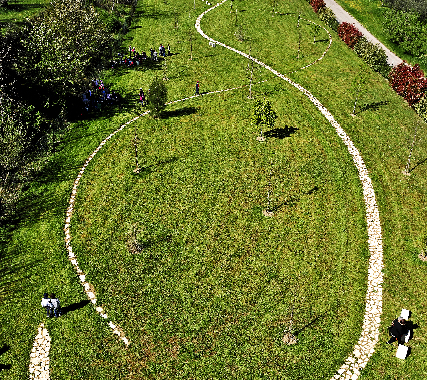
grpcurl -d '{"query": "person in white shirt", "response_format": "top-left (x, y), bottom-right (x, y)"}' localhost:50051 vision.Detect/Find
top-left (41, 293), bottom-right (52, 317)
top-left (50, 293), bottom-right (61, 318)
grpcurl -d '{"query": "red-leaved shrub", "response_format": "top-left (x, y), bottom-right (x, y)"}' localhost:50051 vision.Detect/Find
top-left (338, 22), bottom-right (363, 49)
top-left (310, 0), bottom-right (326, 13)
top-left (389, 62), bottom-right (427, 106)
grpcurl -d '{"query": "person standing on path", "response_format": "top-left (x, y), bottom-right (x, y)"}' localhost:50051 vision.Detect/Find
top-left (195, 81), bottom-right (200, 95)
top-left (167, 44), bottom-right (171, 56)
top-left (41, 293), bottom-right (52, 318)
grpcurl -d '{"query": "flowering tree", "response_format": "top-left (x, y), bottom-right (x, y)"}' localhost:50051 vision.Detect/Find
top-left (389, 62), bottom-right (427, 106)
top-left (338, 22), bottom-right (363, 49)
top-left (19, 0), bottom-right (113, 101)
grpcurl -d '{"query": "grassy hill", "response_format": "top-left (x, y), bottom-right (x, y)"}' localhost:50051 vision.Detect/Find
top-left (1, 0), bottom-right (427, 378)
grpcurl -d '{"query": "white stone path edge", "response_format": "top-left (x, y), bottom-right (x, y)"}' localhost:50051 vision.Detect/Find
top-left (29, 323), bottom-right (51, 380)
top-left (196, 1), bottom-right (384, 380)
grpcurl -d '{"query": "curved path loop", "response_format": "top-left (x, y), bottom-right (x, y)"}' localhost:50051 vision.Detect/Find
top-left (196, 1), bottom-right (383, 379)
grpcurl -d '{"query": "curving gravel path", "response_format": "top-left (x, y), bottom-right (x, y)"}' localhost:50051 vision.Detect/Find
top-left (196, 1), bottom-right (383, 379)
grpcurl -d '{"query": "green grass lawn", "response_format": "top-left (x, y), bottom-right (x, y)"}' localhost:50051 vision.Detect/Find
top-left (0, 0), bottom-right (49, 26)
top-left (2, 0), bottom-right (427, 378)
top-left (332, 0), bottom-right (427, 72)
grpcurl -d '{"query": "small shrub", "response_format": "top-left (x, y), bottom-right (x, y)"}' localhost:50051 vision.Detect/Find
top-left (147, 76), bottom-right (168, 118)
top-left (414, 95), bottom-right (427, 122)
top-left (310, 0), bottom-right (326, 13)
top-left (318, 7), bottom-right (339, 32)
top-left (338, 22), bottom-right (363, 49)
top-left (354, 37), bottom-right (391, 78)
top-left (389, 62), bottom-right (427, 106)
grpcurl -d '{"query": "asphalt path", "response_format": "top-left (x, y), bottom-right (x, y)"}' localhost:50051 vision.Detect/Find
top-left (324, 0), bottom-right (403, 66)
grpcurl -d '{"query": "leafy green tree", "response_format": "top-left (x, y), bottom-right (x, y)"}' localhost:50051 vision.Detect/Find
top-left (18, 0), bottom-right (113, 104)
top-left (147, 77), bottom-right (168, 118)
top-left (251, 98), bottom-right (277, 139)
top-left (383, 8), bottom-right (427, 56)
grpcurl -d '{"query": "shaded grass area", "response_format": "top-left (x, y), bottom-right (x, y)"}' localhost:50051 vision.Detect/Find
top-left (0, 0), bottom-right (49, 27)
top-left (332, 0), bottom-right (427, 72)
top-left (1, 0), bottom-right (427, 379)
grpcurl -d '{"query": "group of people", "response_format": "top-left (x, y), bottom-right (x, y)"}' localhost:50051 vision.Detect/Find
top-left (112, 43), bottom-right (172, 69)
top-left (81, 78), bottom-right (122, 114)
top-left (41, 293), bottom-right (61, 318)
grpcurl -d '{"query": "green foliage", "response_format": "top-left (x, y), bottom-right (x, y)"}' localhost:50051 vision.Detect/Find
top-left (383, 8), bottom-right (427, 56)
top-left (19, 0), bottom-right (114, 100)
top-left (251, 98), bottom-right (277, 131)
top-left (354, 37), bottom-right (391, 78)
top-left (383, 0), bottom-right (427, 20)
top-left (414, 95), bottom-right (427, 122)
top-left (318, 6), bottom-right (339, 31)
top-left (147, 76), bottom-right (168, 118)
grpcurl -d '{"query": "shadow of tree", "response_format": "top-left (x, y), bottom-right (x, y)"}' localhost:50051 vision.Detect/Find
top-left (359, 100), bottom-right (389, 113)
top-left (0, 344), bottom-right (10, 371)
top-left (264, 126), bottom-right (298, 139)
top-left (162, 107), bottom-right (198, 119)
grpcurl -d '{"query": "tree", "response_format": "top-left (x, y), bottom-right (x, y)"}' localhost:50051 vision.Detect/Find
top-left (18, 0), bottom-right (113, 104)
top-left (383, 8), bottom-right (427, 56)
top-left (147, 77), bottom-right (167, 118)
top-left (389, 62), bottom-right (427, 106)
top-left (251, 98), bottom-right (277, 141)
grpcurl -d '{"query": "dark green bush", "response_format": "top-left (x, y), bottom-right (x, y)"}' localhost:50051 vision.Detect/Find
top-left (318, 7), bottom-right (339, 32)
top-left (147, 77), bottom-right (168, 118)
top-left (414, 95), bottom-right (427, 122)
top-left (354, 37), bottom-right (391, 78)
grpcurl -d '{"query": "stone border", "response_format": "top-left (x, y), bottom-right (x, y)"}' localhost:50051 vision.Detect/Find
top-left (29, 323), bottom-right (51, 380)
top-left (196, 1), bottom-right (383, 379)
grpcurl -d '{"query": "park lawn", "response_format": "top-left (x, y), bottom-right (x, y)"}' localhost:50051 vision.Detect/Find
top-left (332, 0), bottom-right (427, 72)
top-left (0, 0), bottom-right (49, 26)
top-left (1, 0), bottom-right (427, 379)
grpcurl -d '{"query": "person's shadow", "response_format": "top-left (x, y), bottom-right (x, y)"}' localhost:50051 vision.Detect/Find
top-left (60, 300), bottom-right (90, 316)
top-left (0, 344), bottom-right (11, 371)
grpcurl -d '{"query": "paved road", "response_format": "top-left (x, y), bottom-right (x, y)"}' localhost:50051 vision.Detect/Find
top-left (324, 0), bottom-right (403, 66)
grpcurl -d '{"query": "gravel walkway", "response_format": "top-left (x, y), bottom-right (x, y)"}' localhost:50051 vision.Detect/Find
top-left (324, 0), bottom-right (403, 67)
top-left (29, 323), bottom-right (51, 380)
top-left (196, 1), bottom-right (383, 379)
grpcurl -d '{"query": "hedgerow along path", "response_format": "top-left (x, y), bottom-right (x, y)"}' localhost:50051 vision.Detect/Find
top-left (43, 1), bottom-right (381, 379)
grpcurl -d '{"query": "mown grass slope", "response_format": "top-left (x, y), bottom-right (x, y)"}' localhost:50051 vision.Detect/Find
top-left (1, 0), bottom-right (427, 379)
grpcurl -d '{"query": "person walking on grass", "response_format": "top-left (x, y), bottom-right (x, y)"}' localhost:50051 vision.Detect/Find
top-left (41, 293), bottom-right (52, 318)
top-left (167, 44), bottom-right (171, 56)
top-left (50, 293), bottom-right (61, 318)
top-left (387, 316), bottom-right (408, 345)
top-left (195, 81), bottom-right (200, 96)
top-left (139, 88), bottom-right (145, 106)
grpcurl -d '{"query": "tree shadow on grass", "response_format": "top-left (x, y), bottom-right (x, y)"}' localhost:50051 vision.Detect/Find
top-left (60, 300), bottom-right (90, 316)
top-left (358, 100), bottom-right (389, 114)
top-left (409, 157), bottom-right (427, 173)
top-left (0, 344), bottom-right (11, 371)
top-left (270, 185), bottom-right (319, 212)
top-left (294, 313), bottom-right (326, 336)
top-left (264, 126), bottom-right (298, 139)
top-left (162, 107), bottom-right (197, 119)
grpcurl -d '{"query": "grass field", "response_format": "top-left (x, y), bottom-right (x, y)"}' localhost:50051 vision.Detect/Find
top-left (0, 0), bottom-right (49, 26)
top-left (2, 0), bottom-right (427, 378)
